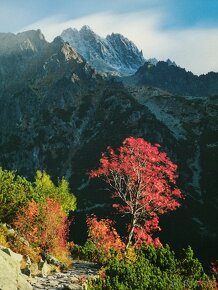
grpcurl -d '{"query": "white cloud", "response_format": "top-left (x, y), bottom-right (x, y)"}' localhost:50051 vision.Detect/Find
top-left (165, 28), bottom-right (218, 74)
top-left (20, 10), bottom-right (218, 75)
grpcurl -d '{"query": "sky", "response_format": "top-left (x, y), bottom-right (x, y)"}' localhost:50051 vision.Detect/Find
top-left (0, 0), bottom-right (218, 75)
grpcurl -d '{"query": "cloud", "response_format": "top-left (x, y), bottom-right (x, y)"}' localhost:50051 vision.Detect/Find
top-left (20, 10), bottom-right (218, 75)
top-left (165, 27), bottom-right (218, 74)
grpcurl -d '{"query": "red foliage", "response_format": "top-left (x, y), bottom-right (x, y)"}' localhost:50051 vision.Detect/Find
top-left (13, 200), bottom-right (41, 246)
top-left (90, 137), bottom-right (183, 248)
top-left (40, 198), bottom-right (70, 254)
top-left (133, 218), bottom-right (161, 247)
top-left (211, 260), bottom-right (218, 276)
top-left (211, 259), bottom-right (218, 288)
top-left (86, 215), bottom-right (124, 253)
top-left (14, 198), bottom-right (70, 255)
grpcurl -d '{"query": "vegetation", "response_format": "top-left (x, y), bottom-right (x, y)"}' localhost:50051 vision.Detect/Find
top-left (34, 170), bottom-right (77, 214)
top-left (70, 219), bottom-right (216, 289)
top-left (0, 137), bottom-right (216, 287)
top-left (87, 245), bottom-right (216, 290)
top-left (0, 168), bottom-right (76, 264)
top-left (0, 168), bottom-right (76, 223)
top-left (14, 198), bottom-right (70, 259)
top-left (0, 168), bottom-right (34, 223)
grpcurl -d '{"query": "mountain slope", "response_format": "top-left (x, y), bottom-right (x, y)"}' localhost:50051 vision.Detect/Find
top-left (61, 26), bottom-right (145, 76)
top-left (0, 30), bottom-right (49, 95)
top-left (124, 61), bottom-right (218, 97)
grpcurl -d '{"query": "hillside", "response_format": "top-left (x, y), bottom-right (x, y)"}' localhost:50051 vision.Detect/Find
top-left (124, 61), bottom-right (218, 97)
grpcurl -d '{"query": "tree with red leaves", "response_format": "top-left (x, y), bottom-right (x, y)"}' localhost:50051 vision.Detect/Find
top-left (90, 137), bottom-right (183, 248)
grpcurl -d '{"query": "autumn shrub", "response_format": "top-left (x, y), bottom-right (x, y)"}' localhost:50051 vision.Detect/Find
top-left (0, 224), bottom-right (10, 247)
top-left (0, 168), bottom-right (76, 263)
top-left (70, 216), bottom-right (125, 263)
top-left (14, 198), bottom-right (71, 264)
top-left (0, 223), bottom-right (41, 262)
top-left (9, 237), bottom-right (41, 263)
top-left (87, 216), bottom-right (125, 253)
top-left (86, 215), bottom-right (124, 263)
top-left (211, 260), bottom-right (218, 279)
top-left (88, 244), bottom-right (216, 290)
top-left (0, 168), bottom-right (76, 225)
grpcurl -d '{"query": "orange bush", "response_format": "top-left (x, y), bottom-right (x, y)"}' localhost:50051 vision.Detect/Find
top-left (86, 215), bottom-right (124, 254)
top-left (14, 198), bottom-right (70, 260)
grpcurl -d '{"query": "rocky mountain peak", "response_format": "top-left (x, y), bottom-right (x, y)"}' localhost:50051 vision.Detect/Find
top-left (61, 26), bottom-right (145, 76)
top-left (106, 32), bottom-right (136, 48)
top-left (50, 36), bottom-right (85, 63)
top-left (80, 25), bottom-right (94, 33)
top-left (0, 31), bottom-right (96, 97)
top-left (166, 58), bottom-right (177, 67)
top-left (0, 29), bottom-right (47, 54)
top-left (61, 42), bottom-right (84, 62)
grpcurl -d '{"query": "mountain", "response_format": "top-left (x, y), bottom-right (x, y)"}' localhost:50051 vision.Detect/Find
top-left (61, 25), bottom-right (145, 76)
top-left (0, 29), bottom-right (217, 263)
top-left (60, 26), bottom-right (218, 97)
top-left (0, 29), bottom-right (104, 150)
top-left (124, 61), bottom-right (218, 97)
top-left (0, 30), bottom-right (49, 95)
top-left (0, 29), bottom-right (46, 54)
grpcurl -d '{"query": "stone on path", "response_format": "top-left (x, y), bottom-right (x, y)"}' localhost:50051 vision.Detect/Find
top-left (31, 260), bottom-right (99, 290)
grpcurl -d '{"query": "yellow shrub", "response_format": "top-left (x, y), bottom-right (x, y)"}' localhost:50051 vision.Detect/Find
top-left (0, 224), bottom-right (9, 247)
top-left (125, 246), bottom-right (137, 264)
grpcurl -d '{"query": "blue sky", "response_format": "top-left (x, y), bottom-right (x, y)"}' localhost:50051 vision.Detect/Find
top-left (0, 0), bottom-right (218, 74)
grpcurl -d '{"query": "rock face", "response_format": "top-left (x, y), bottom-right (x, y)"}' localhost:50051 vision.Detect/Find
top-left (0, 29), bottom-right (217, 263)
top-left (124, 61), bottom-right (218, 97)
top-left (0, 247), bottom-right (33, 290)
top-left (61, 26), bottom-right (145, 76)
top-left (0, 30), bottom-right (48, 95)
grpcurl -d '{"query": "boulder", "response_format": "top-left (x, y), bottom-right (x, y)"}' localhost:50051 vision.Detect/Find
top-left (42, 252), bottom-right (65, 268)
top-left (0, 246), bottom-right (23, 263)
top-left (0, 248), bottom-right (33, 290)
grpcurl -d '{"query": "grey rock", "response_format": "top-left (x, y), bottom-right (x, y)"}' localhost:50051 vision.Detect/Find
top-left (0, 248), bottom-right (33, 290)
top-left (0, 246), bottom-right (23, 263)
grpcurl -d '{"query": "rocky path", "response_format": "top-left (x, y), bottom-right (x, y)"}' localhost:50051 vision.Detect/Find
top-left (31, 261), bottom-right (99, 290)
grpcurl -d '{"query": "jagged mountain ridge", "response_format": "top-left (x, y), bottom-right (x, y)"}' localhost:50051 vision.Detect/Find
top-left (60, 26), bottom-right (218, 97)
top-left (124, 61), bottom-right (218, 97)
top-left (0, 29), bottom-right (217, 263)
top-left (61, 25), bottom-right (145, 76)
top-left (0, 29), bottom-right (46, 54)
top-left (0, 30), bottom-right (103, 97)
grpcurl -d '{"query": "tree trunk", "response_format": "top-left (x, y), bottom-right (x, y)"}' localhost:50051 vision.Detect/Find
top-left (126, 217), bottom-right (136, 249)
